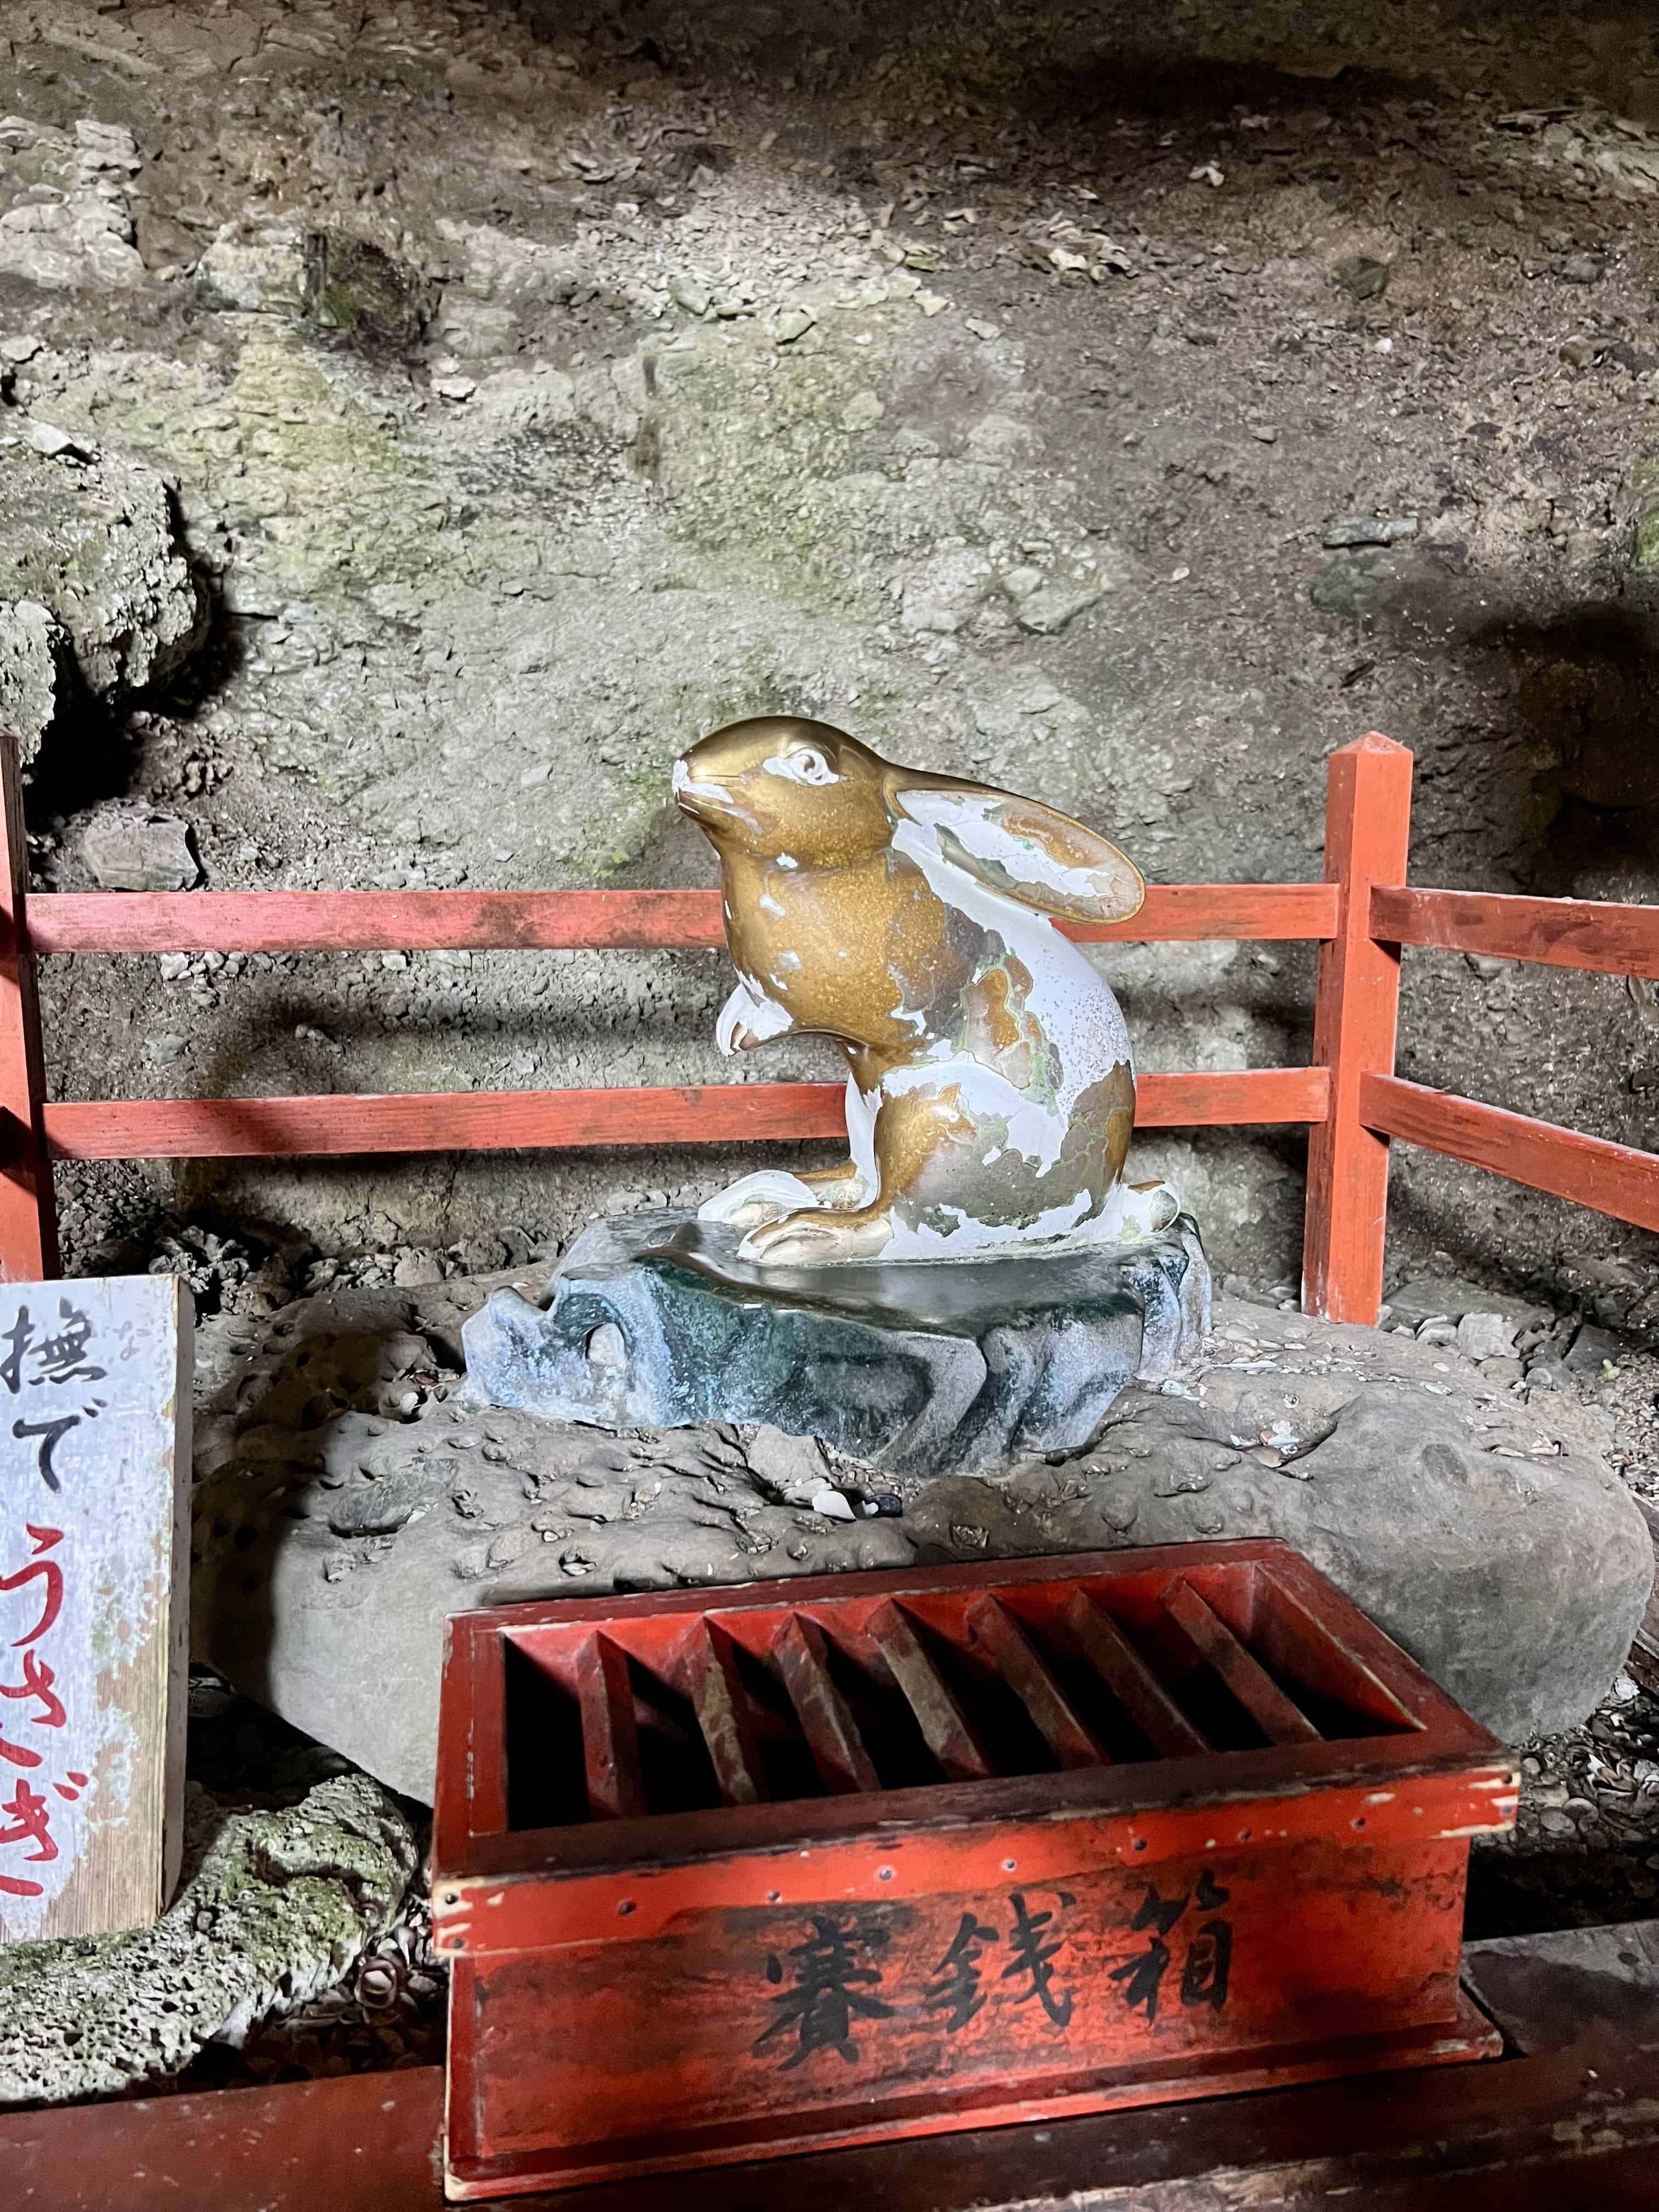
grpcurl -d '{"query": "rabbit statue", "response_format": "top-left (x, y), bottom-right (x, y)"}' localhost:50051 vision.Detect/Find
top-left (673, 715), bottom-right (1171, 1266)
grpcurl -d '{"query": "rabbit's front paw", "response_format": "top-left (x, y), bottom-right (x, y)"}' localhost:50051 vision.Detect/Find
top-left (714, 977), bottom-right (793, 1055)
top-left (739, 1205), bottom-right (894, 1266)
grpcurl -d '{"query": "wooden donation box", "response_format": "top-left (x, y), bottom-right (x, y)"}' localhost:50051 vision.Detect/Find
top-left (433, 1541), bottom-right (1516, 2199)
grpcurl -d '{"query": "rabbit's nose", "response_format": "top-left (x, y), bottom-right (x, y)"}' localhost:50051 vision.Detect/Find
top-left (672, 758), bottom-right (731, 815)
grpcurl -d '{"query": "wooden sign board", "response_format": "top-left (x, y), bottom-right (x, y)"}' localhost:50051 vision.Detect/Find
top-left (0, 1275), bottom-right (191, 1941)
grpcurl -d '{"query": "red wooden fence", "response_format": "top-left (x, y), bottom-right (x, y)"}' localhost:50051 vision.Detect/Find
top-left (2, 732), bottom-right (1656, 1324)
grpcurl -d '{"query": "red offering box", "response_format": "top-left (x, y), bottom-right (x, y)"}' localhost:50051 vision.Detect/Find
top-left (433, 1541), bottom-right (1516, 2200)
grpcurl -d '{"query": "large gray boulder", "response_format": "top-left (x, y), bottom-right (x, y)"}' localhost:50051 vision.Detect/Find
top-left (908, 1327), bottom-right (1651, 1747)
top-left (193, 1400), bottom-right (916, 1802)
top-left (189, 1273), bottom-right (1653, 1802)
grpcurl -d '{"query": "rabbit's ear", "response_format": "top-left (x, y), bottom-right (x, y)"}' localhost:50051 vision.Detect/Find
top-left (888, 776), bottom-right (1145, 924)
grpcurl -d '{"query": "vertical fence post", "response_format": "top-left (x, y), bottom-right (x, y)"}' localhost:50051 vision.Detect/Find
top-left (0, 735), bottom-right (58, 1280)
top-left (1301, 732), bottom-right (1413, 1325)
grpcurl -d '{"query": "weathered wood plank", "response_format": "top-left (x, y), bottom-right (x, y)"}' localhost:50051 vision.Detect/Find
top-left (574, 1634), bottom-right (646, 1821)
top-left (0, 2067), bottom-right (448, 2212)
top-left (1371, 885), bottom-right (1659, 980)
top-left (1060, 1592), bottom-right (1209, 1757)
top-left (1162, 1582), bottom-right (1322, 1747)
top-left (0, 1276), bottom-right (190, 1940)
top-left (771, 1613), bottom-right (880, 1794)
top-left (26, 883), bottom-right (1340, 958)
top-left (682, 1621), bottom-right (766, 1807)
top-left (12, 2005), bottom-right (1659, 2212)
top-left (1361, 1073), bottom-right (1659, 1233)
top-left (1301, 733), bottom-right (1413, 1325)
top-left (29, 888), bottom-right (729, 956)
top-left (866, 1601), bottom-right (992, 1781)
top-left (965, 1595), bottom-right (1105, 1769)
top-left (1133, 1067), bottom-right (1329, 1127)
top-left (1251, 1570), bottom-right (1423, 1734)
top-left (42, 1085), bottom-right (850, 1159)
top-left (1068, 883), bottom-right (1340, 944)
top-left (0, 738), bottom-right (58, 1280)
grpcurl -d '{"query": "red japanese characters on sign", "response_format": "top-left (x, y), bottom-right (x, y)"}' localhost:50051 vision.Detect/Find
top-left (0, 1519), bottom-right (89, 1899)
top-left (0, 1293), bottom-right (108, 1905)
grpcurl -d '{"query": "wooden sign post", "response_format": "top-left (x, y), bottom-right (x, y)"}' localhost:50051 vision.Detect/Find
top-left (0, 1274), bottom-right (191, 1940)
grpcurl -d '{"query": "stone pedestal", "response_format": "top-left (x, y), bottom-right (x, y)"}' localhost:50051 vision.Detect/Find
top-left (461, 1208), bottom-right (1211, 1475)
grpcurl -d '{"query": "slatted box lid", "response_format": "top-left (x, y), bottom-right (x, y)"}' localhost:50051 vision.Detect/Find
top-left (433, 1539), bottom-right (1514, 1930)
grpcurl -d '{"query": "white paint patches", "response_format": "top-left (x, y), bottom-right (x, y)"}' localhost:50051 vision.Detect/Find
top-left (897, 787), bottom-right (1120, 906)
top-left (888, 1187), bottom-right (1096, 1261)
top-left (669, 763), bottom-right (732, 809)
top-left (884, 1057), bottom-right (1066, 1172)
top-left (672, 758), bottom-right (761, 833)
top-left (1092, 1178), bottom-right (1182, 1241)
top-left (757, 892), bottom-right (785, 919)
top-left (844, 1074), bottom-right (879, 1199)
top-left (890, 814), bottom-right (1133, 1125)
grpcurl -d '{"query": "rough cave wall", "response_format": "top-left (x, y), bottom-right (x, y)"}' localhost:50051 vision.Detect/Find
top-left (3, 0), bottom-right (1658, 1318)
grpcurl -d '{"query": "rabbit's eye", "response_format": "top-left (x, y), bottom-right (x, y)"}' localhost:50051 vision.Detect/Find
top-left (766, 746), bottom-right (838, 787)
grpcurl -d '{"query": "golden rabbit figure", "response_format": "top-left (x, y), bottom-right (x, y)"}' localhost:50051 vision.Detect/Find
top-left (674, 716), bottom-right (1168, 1267)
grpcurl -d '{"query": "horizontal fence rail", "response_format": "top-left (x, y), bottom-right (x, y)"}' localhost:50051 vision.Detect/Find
top-left (24, 882), bottom-right (1341, 958)
top-left (40, 1068), bottom-right (1334, 1163)
top-left (1363, 883), bottom-right (1659, 1234)
top-left (1361, 1073), bottom-right (1659, 1234)
top-left (1372, 887), bottom-right (1659, 980)
top-left (28, 889), bottom-right (729, 958)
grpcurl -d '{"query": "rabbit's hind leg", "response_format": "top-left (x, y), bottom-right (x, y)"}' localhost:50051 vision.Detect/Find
top-left (737, 1202), bottom-right (894, 1265)
top-left (794, 1159), bottom-right (867, 1207)
top-left (699, 1167), bottom-right (821, 1230)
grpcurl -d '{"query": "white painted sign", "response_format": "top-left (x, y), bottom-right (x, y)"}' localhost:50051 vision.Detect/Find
top-left (0, 1276), bottom-right (191, 1942)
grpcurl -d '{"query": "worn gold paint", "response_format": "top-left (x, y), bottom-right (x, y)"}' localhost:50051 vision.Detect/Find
top-left (675, 715), bottom-right (1145, 1264)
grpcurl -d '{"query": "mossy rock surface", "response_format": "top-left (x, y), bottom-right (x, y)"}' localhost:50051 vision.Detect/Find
top-left (0, 1775), bottom-right (417, 2104)
top-left (1634, 459), bottom-right (1659, 570)
top-left (304, 232), bottom-right (435, 352)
